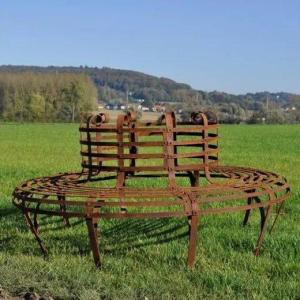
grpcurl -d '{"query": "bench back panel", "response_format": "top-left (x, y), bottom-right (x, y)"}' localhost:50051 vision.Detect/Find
top-left (79, 111), bottom-right (219, 185)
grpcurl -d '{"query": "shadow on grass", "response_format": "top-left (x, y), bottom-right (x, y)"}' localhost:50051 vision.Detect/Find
top-left (1, 209), bottom-right (258, 261)
top-left (0, 213), bottom-right (189, 260)
top-left (101, 218), bottom-right (188, 255)
top-left (0, 206), bottom-right (19, 217)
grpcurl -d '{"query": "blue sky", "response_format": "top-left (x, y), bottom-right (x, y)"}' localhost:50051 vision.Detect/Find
top-left (0, 0), bottom-right (299, 94)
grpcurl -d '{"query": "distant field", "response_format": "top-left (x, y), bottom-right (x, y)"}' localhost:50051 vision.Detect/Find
top-left (0, 123), bottom-right (299, 299)
top-left (101, 109), bottom-right (162, 122)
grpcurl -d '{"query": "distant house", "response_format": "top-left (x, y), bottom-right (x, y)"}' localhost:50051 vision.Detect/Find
top-left (97, 101), bottom-right (105, 110)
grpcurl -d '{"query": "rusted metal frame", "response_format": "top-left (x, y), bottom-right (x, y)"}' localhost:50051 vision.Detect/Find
top-left (116, 114), bottom-right (129, 212)
top-left (21, 199), bottom-right (48, 256)
top-left (96, 211), bottom-right (188, 219)
top-left (57, 194), bottom-right (71, 227)
top-left (116, 115), bottom-right (126, 188)
top-left (17, 181), bottom-right (187, 197)
top-left (269, 177), bottom-right (290, 234)
top-left (181, 127), bottom-right (204, 187)
top-left (14, 172), bottom-right (236, 195)
top-left (269, 202), bottom-right (284, 234)
top-left (33, 195), bottom-right (50, 232)
top-left (187, 171), bottom-right (199, 187)
top-left (33, 202), bottom-right (41, 233)
top-left (165, 112), bottom-right (177, 187)
top-left (12, 111), bottom-right (291, 268)
top-left (19, 197), bottom-right (185, 208)
top-left (254, 186), bottom-right (275, 256)
top-left (86, 115), bottom-right (95, 180)
top-left (19, 194), bottom-right (32, 229)
top-left (15, 204), bottom-right (86, 218)
top-left (16, 201), bottom-right (188, 218)
top-left (83, 113), bottom-right (110, 178)
top-left (192, 195), bottom-right (285, 216)
top-left (17, 169), bottom-right (289, 199)
top-left (17, 191), bottom-right (287, 222)
top-left (96, 123), bottom-right (102, 170)
top-left (81, 149), bottom-right (218, 159)
top-left (242, 189), bottom-right (266, 231)
top-left (241, 177), bottom-right (289, 232)
top-left (79, 124), bottom-right (219, 134)
top-left (81, 152), bottom-right (166, 159)
top-left (200, 112), bottom-right (214, 183)
top-left (85, 200), bottom-right (101, 267)
top-left (16, 179), bottom-right (288, 207)
top-left (81, 163), bottom-right (217, 173)
top-left (253, 197), bottom-right (266, 231)
top-left (80, 138), bottom-right (218, 147)
top-left (215, 126), bottom-right (219, 165)
top-left (128, 113), bottom-right (138, 177)
top-left (186, 193), bottom-right (200, 267)
top-left (187, 214), bottom-right (199, 267)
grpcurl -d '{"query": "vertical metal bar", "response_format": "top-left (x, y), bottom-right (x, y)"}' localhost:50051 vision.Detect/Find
top-left (269, 201), bottom-right (284, 234)
top-left (86, 217), bottom-right (101, 267)
top-left (254, 205), bottom-right (272, 256)
top-left (243, 197), bottom-right (252, 226)
top-left (58, 195), bottom-right (70, 227)
top-left (165, 112), bottom-right (176, 187)
top-left (187, 214), bottom-right (199, 268)
top-left (23, 210), bottom-right (48, 256)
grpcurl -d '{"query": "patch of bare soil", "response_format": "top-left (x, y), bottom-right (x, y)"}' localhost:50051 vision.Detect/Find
top-left (0, 287), bottom-right (53, 300)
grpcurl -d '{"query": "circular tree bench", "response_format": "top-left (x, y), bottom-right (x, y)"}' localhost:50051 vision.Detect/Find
top-left (13, 111), bottom-right (290, 267)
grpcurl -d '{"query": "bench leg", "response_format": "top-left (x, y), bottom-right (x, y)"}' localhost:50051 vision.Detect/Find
top-left (58, 195), bottom-right (70, 227)
top-left (187, 215), bottom-right (199, 268)
top-left (187, 171), bottom-right (199, 187)
top-left (254, 205), bottom-right (272, 256)
top-left (23, 210), bottom-right (48, 256)
top-left (243, 197), bottom-right (252, 226)
top-left (269, 202), bottom-right (284, 234)
top-left (255, 197), bottom-right (266, 231)
top-left (243, 196), bottom-right (266, 231)
top-left (33, 202), bottom-right (41, 233)
top-left (86, 217), bottom-right (101, 267)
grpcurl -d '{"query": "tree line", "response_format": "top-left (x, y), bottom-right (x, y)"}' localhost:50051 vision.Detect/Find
top-left (0, 65), bottom-right (299, 123)
top-left (0, 71), bottom-right (97, 122)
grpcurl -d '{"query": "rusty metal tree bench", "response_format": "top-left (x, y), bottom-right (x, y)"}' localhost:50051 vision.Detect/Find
top-left (13, 111), bottom-right (290, 267)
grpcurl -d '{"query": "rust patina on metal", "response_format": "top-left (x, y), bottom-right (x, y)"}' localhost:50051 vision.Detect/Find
top-left (12, 111), bottom-right (290, 267)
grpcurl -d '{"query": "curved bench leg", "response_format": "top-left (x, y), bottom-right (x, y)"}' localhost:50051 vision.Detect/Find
top-left (33, 202), bottom-right (41, 233)
top-left (23, 210), bottom-right (48, 256)
top-left (187, 215), bottom-right (199, 268)
top-left (86, 217), bottom-right (101, 267)
top-left (243, 197), bottom-right (252, 226)
top-left (255, 197), bottom-right (266, 231)
top-left (254, 205), bottom-right (272, 256)
top-left (243, 196), bottom-right (266, 230)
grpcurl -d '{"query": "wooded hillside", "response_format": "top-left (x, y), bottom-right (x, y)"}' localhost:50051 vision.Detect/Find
top-left (0, 65), bottom-right (299, 123)
top-left (0, 71), bottom-right (97, 122)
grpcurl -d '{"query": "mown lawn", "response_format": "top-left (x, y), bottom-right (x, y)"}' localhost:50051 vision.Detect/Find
top-left (0, 123), bottom-right (299, 299)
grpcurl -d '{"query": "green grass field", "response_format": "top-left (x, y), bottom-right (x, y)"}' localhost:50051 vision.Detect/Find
top-left (0, 123), bottom-right (299, 299)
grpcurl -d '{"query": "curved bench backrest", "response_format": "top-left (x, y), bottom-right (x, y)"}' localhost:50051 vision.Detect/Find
top-left (79, 111), bottom-right (219, 186)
